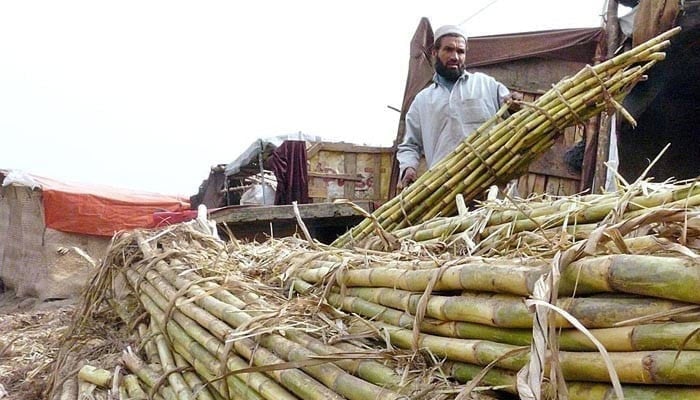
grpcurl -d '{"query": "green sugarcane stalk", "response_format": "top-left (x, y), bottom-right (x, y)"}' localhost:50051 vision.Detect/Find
top-left (126, 263), bottom-right (298, 400)
top-left (559, 350), bottom-right (700, 385)
top-left (336, 286), bottom-right (693, 329)
top-left (410, 65), bottom-right (654, 228)
top-left (77, 365), bottom-right (112, 388)
top-left (123, 375), bottom-right (150, 400)
top-left (136, 286), bottom-right (264, 400)
top-left (293, 261), bottom-right (544, 296)
top-left (131, 247), bottom-right (407, 400)
top-left (169, 337), bottom-right (259, 400)
top-left (560, 254), bottom-right (700, 304)
top-left (173, 352), bottom-right (217, 400)
top-left (121, 349), bottom-right (180, 400)
top-left (290, 247), bottom-right (700, 305)
top-left (442, 361), bottom-right (517, 394)
top-left (294, 279), bottom-right (700, 352)
top-left (151, 323), bottom-right (196, 400)
top-left (138, 323), bottom-right (162, 367)
top-left (365, 321), bottom-right (700, 385)
top-left (445, 361), bottom-right (700, 400)
top-left (166, 260), bottom-right (411, 392)
top-left (141, 258), bottom-right (406, 400)
top-left (566, 382), bottom-right (700, 400)
top-left (126, 268), bottom-right (302, 400)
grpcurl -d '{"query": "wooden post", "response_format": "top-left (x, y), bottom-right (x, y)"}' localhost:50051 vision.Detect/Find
top-left (590, 0), bottom-right (622, 193)
top-left (592, 112), bottom-right (612, 193)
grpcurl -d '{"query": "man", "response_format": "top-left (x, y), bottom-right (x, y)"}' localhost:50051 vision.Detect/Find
top-left (397, 25), bottom-right (513, 188)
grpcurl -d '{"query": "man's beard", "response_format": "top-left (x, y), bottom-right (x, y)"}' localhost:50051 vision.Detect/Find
top-left (435, 58), bottom-right (464, 81)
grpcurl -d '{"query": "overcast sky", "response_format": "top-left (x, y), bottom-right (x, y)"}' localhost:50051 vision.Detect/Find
top-left (0, 0), bottom-right (606, 197)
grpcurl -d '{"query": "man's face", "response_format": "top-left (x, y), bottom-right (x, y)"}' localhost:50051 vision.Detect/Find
top-left (433, 35), bottom-right (467, 81)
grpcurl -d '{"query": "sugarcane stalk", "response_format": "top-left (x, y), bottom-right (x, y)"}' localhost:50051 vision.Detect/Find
top-left (294, 279), bottom-right (700, 352)
top-left (129, 249), bottom-right (407, 400)
top-left (169, 337), bottom-right (259, 400)
top-left (173, 352), bottom-right (217, 400)
top-left (363, 321), bottom-right (700, 385)
top-left (169, 260), bottom-right (410, 391)
top-left (127, 268), bottom-right (301, 400)
top-left (150, 323), bottom-right (196, 400)
top-left (134, 275), bottom-right (341, 400)
top-left (138, 257), bottom-right (405, 400)
top-left (77, 365), bottom-right (112, 388)
top-left (410, 66), bottom-right (653, 228)
top-left (123, 374), bottom-right (149, 400)
top-left (138, 322), bottom-right (161, 367)
top-left (335, 286), bottom-right (693, 329)
top-left (559, 349), bottom-right (700, 385)
top-left (294, 261), bottom-right (544, 296)
top-left (388, 184), bottom-right (700, 248)
top-left (560, 254), bottom-right (700, 303)
top-left (121, 348), bottom-right (180, 400)
top-left (566, 382), bottom-right (700, 400)
top-left (290, 247), bottom-right (700, 305)
top-left (445, 361), bottom-right (700, 400)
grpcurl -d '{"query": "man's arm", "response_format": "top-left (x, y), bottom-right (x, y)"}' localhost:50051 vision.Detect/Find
top-left (396, 105), bottom-right (423, 188)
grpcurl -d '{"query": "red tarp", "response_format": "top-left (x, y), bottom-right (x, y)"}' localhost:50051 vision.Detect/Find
top-left (465, 28), bottom-right (604, 68)
top-left (12, 173), bottom-right (190, 237)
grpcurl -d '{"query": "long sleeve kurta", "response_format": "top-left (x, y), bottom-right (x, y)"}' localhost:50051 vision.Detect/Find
top-left (397, 71), bottom-right (510, 177)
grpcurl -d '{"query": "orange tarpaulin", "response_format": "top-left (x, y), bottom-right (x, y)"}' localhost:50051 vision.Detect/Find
top-left (6, 172), bottom-right (190, 237)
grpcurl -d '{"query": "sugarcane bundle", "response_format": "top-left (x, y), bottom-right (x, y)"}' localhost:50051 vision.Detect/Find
top-left (51, 225), bottom-right (449, 400)
top-left (49, 219), bottom-right (700, 400)
top-left (332, 28), bottom-right (681, 248)
top-left (48, 184), bottom-right (700, 400)
top-left (358, 181), bottom-right (700, 254)
top-left (288, 255), bottom-right (700, 398)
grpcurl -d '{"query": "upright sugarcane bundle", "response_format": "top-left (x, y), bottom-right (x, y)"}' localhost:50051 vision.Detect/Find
top-left (332, 28), bottom-right (681, 248)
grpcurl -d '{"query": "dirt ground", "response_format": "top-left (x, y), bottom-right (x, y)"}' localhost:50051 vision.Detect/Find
top-left (0, 291), bottom-right (76, 400)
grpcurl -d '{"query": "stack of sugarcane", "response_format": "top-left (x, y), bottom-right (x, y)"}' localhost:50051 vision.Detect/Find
top-left (332, 27), bottom-right (681, 248)
top-left (289, 223), bottom-right (700, 399)
top-left (50, 226), bottom-right (431, 400)
top-left (49, 198), bottom-right (700, 400)
top-left (48, 186), bottom-right (700, 399)
top-left (359, 181), bottom-right (700, 255)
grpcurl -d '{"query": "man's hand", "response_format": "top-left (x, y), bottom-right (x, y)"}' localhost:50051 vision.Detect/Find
top-left (399, 167), bottom-right (417, 190)
top-left (506, 91), bottom-right (524, 112)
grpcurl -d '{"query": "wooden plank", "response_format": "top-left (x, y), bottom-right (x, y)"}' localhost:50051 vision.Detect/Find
top-left (533, 174), bottom-right (547, 195)
top-left (307, 172), bottom-right (364, 182)
top-left (545, 176), bottom-right (561, 196)
top-left (344, 153), bottom-right (357, 199)
top-left (560, 178), bottom-right (580, 197)
top-left (517, 175), bottom-right (529, 199)
top-left (306, 142), bottom-right (322, 159)
top-left (528, 134), bottom-right (581, 180)
top-left (211, 201), bottom-right (374, 224)
top-left (317, 142), bottom-right (393, 154)
top-left (525, 173), bottom-right (537, 198)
